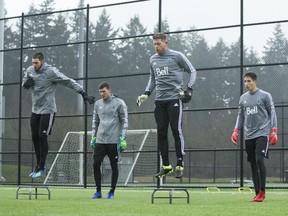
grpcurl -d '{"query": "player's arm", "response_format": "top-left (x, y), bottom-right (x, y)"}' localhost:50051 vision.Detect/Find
top-left (266, 93), bottom-right (278, 145)
top-left (119, 100), bottom-right (128, 136)
top-left (231, 101), bottom-right (244, 145)
top-left (51, 68), bottom-right (95, 104)
top-left (177, 52), bottom-right (197, 90)
top-left (177, 53), bottom-right (197, 103)
top-left (90, 103), bottom-right (100, 148)
top-left (136, 65), bottom-right (155, 107)
top-left (118, 100), bottom-right (128, 152)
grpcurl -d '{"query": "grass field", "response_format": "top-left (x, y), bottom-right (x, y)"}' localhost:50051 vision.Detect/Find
top-left (0, 186), bottom-right (287, 216)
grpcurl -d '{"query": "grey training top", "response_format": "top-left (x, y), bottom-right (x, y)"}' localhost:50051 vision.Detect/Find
top-left (234, 88), bottom-right (277, 140)
top-left (92, 95), bottom-right (128, 144)
top-left (145, 48), bottom-right (197, 100)
top-left (22, 62), bottom-right (83, 114)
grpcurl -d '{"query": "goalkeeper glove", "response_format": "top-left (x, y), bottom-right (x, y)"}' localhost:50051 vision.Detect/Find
top-left (269, 128), bottom-right (278, 145)
top-left (180, 88), bottom-right (193, 103)
top-left (79, 90), bottom-right (95, 104)
top-left (136, 91), bottom-right (150, 107)
top-left (118, 136), bottom-right (127, 153)
top-left (90, 136), bottom-right (96, 149)
top-left (23, 76), bottom-right (35, 89)
top-left (231, 128), bottom-right (239, 145)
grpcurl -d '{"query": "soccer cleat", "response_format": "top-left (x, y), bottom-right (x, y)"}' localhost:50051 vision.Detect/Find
top-left (106, 192), bottom-right (114, 199)
top-left (154, 165), bottom-right (173, 178)
top-left (250, 195), bottom-right (258, 202)
top-left (254, 191), bottom-right (265, 202)
top-left (175, 166), bottom-right (184, 179)
top-left (92, 192), bottom-right (102, 199)
top-left (31, 166), bottom-right (46, 179)
top-left (29, 166), bottom-right (39, 177)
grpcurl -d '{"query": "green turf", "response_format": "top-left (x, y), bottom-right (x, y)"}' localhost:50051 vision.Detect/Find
top-left (0, 187), bottom-right (287, 216)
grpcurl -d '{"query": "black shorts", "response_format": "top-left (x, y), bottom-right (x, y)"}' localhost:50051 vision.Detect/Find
top-left (245, 136), bottom-right (269, 162)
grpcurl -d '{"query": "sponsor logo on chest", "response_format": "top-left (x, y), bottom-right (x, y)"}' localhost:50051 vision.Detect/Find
top-left (154, 66), bottom-right (169, 76)
top-left (246, 106), bottom-right (258, 115)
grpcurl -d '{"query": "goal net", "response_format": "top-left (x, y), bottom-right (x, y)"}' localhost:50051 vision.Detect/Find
top-left (44, 129), bottom-right (157, 186)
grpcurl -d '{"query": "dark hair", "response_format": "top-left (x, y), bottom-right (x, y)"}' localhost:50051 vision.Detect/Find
top-left (244, 72), bottom-right (257, 81)
top-left (98, 82), bottom-right (111, 90)
top-left (153, 32), bottom-right (167, 40)
top-left (33, 52), bottom-right (44, 60)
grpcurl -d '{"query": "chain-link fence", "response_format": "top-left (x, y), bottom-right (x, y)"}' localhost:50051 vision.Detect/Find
top-left (0, 0), bottom-right (288, 188)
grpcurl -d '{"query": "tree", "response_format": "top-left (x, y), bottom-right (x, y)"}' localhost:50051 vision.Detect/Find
top-left (88, 9), bottom-right (119, 78)
top-left (261, 24), bottom-right (288, 103)
top-left (118, 15), bottom-right (152, 75)
top-left (263, 24), bottom-right (288, 64)
top-left (116, 14), bottom-right (154, 113)
top-left (210, 38), bottom-right (230, 67)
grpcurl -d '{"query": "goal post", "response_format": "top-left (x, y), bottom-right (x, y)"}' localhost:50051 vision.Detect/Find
top-left (44, 129), bottom-right (157, 186)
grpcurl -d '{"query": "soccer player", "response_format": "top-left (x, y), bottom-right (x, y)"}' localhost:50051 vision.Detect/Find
top-left (22, 52), bottom-right (95, 178)
top-left (90, 82), bottom-right (128, 199)
top-left (231, 72), bottom-right (278, 202)
top-left (137, 32), bottom-right (197, 179)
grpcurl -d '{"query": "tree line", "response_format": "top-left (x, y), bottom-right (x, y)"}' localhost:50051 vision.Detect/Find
top-left (2, 0), bottom-right (288, 150)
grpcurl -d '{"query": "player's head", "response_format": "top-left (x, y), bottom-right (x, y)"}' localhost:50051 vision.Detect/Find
top-left (244, 72), bottom-right (257, 92)
top-left (32, 52), bottom-right (45, 71)
top-left (98, 82), bottom-right (111, 100)
top-left (153, 32), bottom-right (168, 55)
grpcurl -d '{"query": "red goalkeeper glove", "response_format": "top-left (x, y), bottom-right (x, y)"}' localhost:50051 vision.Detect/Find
top-left (231, 128), bottom-right (239, 145)
top-left (269, 128), bottom-right (278, 145)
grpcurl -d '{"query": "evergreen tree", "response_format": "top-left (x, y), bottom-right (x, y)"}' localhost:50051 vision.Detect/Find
top-left (88, 9), bottom-right (118, 78)
top-left (210, 38), bottom-right (230, 67)
top-left (261, 24), bottom-right (288, 103)
top-left (118, 15), bottom-right (151, 75)
top-left (263, 24), bottom-right (288, 64)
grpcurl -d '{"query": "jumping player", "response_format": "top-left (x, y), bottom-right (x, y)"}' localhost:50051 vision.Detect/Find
top-left (137, 32), bottom-right (197, 179)
top-left (22, 52), bottom-right (95, 178)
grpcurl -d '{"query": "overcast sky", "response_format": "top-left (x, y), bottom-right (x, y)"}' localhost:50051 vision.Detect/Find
top-left (2, 0), bottom-right (288, 55)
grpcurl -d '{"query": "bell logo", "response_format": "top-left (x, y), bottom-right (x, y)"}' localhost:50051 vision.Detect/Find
top-left (246, 106), bottom-right (258, 115)
top-left (155, 67), bottom-right (169, 76)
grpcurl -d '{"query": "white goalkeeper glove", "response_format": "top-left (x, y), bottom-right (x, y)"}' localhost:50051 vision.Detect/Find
top-left (136, 94), bottom-right (148, 107)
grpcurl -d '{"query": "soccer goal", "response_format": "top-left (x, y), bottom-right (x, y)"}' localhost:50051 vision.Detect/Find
top-left (44, 129), bottom-right (157, 186)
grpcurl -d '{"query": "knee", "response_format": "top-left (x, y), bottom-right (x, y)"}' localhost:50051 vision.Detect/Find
top-left (37, 131), bottom-right (48, 142)
top-left (110, 161), bottom-right (118, 170)
top-left (256, 156), bottom-right (264, 165)
top-left (249, 161), bottom-right (257, 169)
top-left (93, 160), bottom-right (101, 168)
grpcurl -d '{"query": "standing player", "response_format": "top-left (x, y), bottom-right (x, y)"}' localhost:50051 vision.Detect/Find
top-left (231, 72), bottom-right (277, 202)
top-left (137, 32), bottom-right (197, 179)
top-left (90, 82), bottom-right (128, 199)
top-left (22, 52), bottom-right (95, 178)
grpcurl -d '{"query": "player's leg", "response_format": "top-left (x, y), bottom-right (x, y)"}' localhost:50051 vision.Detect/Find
top-left (92, 144), bottom-right (106, 199)
top-left (154, 101), bottom-right (173, 178)
top-left (168, 99), bottom-right (185, 178)
top-left (39, 113), bottom-right (55, 168)
top-left (245, 138), bottom-right (260, 202)
top-left (106, 144), bottom-right (119, 199)
top-left (254, 136), bottom-right (269, 202)
top-left (32, 113), bottom-right (55, 178)
top-left (30, 113), bottom-right (41, 176)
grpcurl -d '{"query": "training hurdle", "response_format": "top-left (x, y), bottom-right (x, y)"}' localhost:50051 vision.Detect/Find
top-left (16, 186), bottom-right (51, 200)
top-left (151, 188), bottom-right (190, 204)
